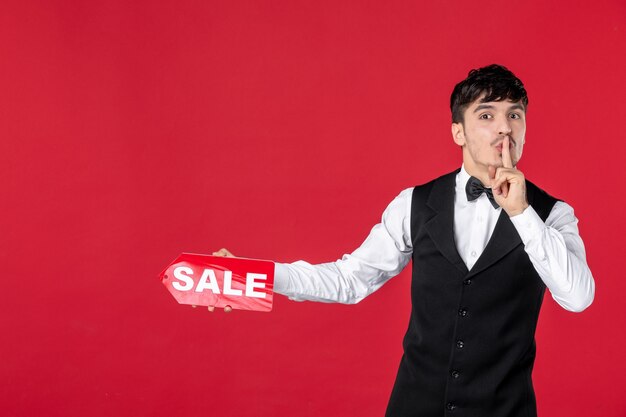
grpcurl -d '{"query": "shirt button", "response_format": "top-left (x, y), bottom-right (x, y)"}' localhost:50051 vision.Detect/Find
top-left (463, 279), bottom-right (472, 285)
top-left (458, 308), bottom-right (468, 317)
top-left (471, 250), bottom-right (477, 257)
top-left (456, 340), bottom-right (465, 349)
top-left (447, 402), bottom-right (457, 411)
top-left (451, 370), bottom-right (460, 379)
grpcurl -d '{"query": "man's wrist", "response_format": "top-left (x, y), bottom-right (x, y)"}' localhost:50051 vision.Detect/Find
top-left (509, 205), bottom-right (546, 248)
top-left (507, 202), bottom-right (529, 217)
top-left (274, 263), bottom-right (290, 294)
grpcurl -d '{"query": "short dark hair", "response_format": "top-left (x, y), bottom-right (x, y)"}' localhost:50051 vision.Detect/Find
top-left (450, 64), bottom-right (528, 123)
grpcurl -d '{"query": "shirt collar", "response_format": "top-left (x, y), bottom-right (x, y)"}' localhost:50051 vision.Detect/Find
top-left (458, 164), bottom-right (471, 185)
top-left (456, 164), bottom-right (471, 196)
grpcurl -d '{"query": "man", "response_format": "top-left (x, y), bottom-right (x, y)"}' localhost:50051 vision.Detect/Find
top-left (213, 64), bottom-right (595, 416)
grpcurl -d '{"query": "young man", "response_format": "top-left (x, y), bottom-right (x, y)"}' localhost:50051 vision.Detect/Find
top-left (214, 64), bottom-right (595, 416)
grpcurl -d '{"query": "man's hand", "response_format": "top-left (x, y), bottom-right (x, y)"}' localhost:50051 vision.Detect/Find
top-left (192, 248), bottom-right (235, 313)
top-left (212, 248), bottom-right (235, 258)
top-left (489, 137), bottom-right (529, 217)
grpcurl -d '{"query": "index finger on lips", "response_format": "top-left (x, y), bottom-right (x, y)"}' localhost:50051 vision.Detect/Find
top-left (502, 137), bottom-right (513, 169)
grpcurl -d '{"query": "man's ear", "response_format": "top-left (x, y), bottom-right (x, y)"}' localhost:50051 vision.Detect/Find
top-left (452, 122), bottom-right (465, 146)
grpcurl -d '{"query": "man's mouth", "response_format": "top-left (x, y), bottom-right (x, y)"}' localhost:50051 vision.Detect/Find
top-left (494, 138), bottom-right (515, 152)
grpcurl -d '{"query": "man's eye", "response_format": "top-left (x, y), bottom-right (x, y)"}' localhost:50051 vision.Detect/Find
top-left (509, 113), bottom-right (521, 119)
top-left (479, 114), bottom-right (491, 120)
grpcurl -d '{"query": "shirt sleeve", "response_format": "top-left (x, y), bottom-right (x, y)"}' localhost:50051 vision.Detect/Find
top-left (273, 187), bottom-right (414, 304)
top-left (509, 201), bottom-right (595, 312)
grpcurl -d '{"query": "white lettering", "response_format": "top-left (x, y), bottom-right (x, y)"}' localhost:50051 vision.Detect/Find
top-left (195, 269), bottom-right (221, 294)
top-left (245, 273), bottom-right (267, 298)
top-left (171, 267), bottom-right (269, 298)
top-left (222, 271), bottom-right (243, 296)
top-left (172, 266), bottom-right (194, 291)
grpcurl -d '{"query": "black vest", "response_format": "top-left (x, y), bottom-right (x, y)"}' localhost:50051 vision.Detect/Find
top-left (386, 169), bottom-right (559, 417)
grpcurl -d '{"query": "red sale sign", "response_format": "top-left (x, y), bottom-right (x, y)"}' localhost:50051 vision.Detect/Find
top-left (159, 253), bottom-right (275, 312)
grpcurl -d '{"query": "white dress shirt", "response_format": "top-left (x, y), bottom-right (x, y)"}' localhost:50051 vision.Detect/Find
top-left (274, 165), bottom-right (595, 312)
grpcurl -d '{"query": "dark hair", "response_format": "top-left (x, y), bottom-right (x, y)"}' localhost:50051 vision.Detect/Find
top-left (450, 64), bottom-right (528, 123)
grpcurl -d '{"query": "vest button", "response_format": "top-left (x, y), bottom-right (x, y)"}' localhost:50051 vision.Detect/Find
top-left (451, 370), bottom-right (460, 378)
top-left (458, 308), bottom-right (468, 317)
top-left (447, 402), bottom-right (457, 411)
top-left (456, 340), bottom-right (465, 349)
top-left (463, 279), bottom-right (472, 285)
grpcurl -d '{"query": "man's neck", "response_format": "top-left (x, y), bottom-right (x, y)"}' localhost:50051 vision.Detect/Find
top-left (462, 161), bottom-right (492, 188)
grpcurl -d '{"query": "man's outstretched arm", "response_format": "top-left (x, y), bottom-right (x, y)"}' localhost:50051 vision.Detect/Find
top-left (216, 188), bottom-right (414, 306)
top-left (274, 187), bottom-right (414, 304)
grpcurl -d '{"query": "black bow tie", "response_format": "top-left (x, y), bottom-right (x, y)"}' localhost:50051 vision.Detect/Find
top-left (465, 176), bottom-right (499, 209)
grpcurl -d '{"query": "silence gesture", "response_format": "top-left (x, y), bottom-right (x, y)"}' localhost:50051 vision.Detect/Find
top-left (489, 136), bottom-right (529, 217)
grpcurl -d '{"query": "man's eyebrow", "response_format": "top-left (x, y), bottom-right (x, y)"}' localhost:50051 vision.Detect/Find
top-left (472, 103), bottom-right (525, 113)
top-left (508, 103), bottom-right (525, 111)
top-left (473, 104), bottom-right (494, 113)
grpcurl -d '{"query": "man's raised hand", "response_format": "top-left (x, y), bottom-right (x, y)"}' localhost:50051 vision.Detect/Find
top-left (489, 137), bottom-right (529, 217)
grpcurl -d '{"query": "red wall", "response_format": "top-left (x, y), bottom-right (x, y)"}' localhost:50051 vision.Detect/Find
top-left (2, 1), bottom-right (625, 416)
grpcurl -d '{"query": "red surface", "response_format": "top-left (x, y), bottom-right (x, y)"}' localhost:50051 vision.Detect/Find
top-left (1, 1), bottom-right (625, 416)
top-left (160, 254), bottom-right (274, 311)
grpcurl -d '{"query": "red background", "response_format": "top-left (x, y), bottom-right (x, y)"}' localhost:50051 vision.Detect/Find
top-left (2, 1), bottom-right (625, 416)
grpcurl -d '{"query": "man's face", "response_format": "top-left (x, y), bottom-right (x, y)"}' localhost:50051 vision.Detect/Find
top-left (452, 96), bottom-right (526, 171)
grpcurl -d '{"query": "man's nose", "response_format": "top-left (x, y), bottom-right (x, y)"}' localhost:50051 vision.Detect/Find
top-left (497, 116), bottom-right (512, 136)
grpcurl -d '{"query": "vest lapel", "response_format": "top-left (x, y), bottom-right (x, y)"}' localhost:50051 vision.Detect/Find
top-left (465, 210), bottom-right (522, 278)
top-left (424, 170), bottom-right (468, 275)
top-left (464, 180), bottom-right (536, 278)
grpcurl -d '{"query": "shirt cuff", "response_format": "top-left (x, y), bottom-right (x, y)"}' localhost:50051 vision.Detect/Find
top-left (273, 262), bottom-right (290, 294)
top-left (509, 205), bottom-right (546, 247)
